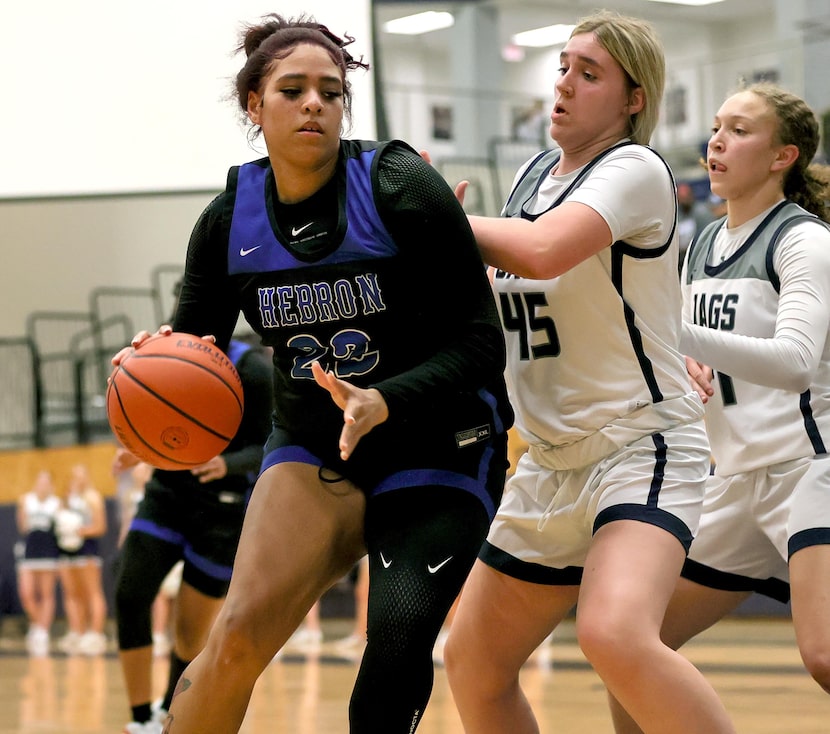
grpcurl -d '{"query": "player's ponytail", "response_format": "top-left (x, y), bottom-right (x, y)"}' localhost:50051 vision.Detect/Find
top-left (748, 82), bottom-right (830, 223)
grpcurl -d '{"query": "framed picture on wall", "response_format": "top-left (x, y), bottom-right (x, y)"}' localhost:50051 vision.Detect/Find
top-left (431, 105), bottom-right (453, 141)
top-left (751, 68), bottom-right (779, 83)
top-left (655, 67), bottom-right (700, 147)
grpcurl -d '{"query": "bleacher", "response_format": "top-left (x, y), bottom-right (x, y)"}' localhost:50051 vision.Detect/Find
top-left (434, 137), bottom-right (555, 216)
top-left (1, 263), bottom-right (184, 451)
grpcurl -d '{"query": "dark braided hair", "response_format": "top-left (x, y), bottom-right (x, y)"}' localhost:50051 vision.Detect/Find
top-left (745, 83), bottom-right (830, 223)
top-left (234, 13), bottom-right (369, 130)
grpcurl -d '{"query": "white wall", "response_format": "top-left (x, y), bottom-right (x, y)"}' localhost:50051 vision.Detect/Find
top-left (0, 0), bottom-right (374, 197)
top-left (0, 1), bottom-right (372, 338)
top-left (0, 192), bottom-right (215, 336)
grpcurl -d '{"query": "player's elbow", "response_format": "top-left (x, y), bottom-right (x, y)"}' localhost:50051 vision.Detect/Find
top-left (782, 367), bottom-right (813, 393)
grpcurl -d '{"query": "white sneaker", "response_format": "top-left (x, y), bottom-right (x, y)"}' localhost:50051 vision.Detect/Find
top-left (57, 631), bottom-right (81, 655)
top-left (151, 698), bottom-right (168, 723)
top-left (77, 630), bottom-right (107, 656)
top-left (123, 721), bottom-right (162, 734)
top-left (286, 627), bottom-right (323, 648)
top-left (333, 633), bottom-right (365, 650)
top-left (26, 626), bottom-right (50, 657)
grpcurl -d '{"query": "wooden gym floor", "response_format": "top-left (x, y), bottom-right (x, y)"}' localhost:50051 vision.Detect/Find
top-left (1, 616), bottom-right (828, 734)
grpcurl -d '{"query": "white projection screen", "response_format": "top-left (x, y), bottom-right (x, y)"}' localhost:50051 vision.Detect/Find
top-left (0, 0), bottom-right (374, 198)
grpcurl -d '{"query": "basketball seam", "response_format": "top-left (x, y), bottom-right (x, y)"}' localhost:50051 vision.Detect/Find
top-left (116, 366), bottom-right (237, 442)
top-left (129, 353), bottom-right (244, 412)
top-left (107, 377), bottom-right (201, 469)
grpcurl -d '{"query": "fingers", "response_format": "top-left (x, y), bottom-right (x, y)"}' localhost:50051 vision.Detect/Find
top-left (310, 362), bottom-right (389, 460)
top-left (113, 326), bottom-right (170, 365)
top-left (111, 448), bottom-right (140, 475)
top-left (190, 456), bottom-right (227, 483)
top-left (455, 180), bottom-right (469, 206)
top-left (419, 149), bottom-right (433, 165)
top-left (685, 356), bottom-right (714, 404)
top-left (111, 345), bottom-right (134, 366)
top-left (134, 324), bottom-right (173, 346)
top-left (311, 360), bottom-right (337, 395)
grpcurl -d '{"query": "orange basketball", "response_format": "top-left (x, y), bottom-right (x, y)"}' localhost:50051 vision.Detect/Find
top-left (107, 333), bottom-right (244, 471)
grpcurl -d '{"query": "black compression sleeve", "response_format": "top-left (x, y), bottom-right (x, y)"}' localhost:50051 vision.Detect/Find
top-left (172, 193), bottom-right (241, 354)
top-left (371, 144), bottom-right (507, 417)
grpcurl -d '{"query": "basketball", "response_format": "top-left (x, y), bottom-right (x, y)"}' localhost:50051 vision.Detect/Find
top-left (106, 333), bottom-right (244, 471)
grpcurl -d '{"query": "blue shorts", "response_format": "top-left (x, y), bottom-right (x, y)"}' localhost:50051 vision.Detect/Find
top-left (19, 530), bottom-right (60, 570)
top-left (261, 423), bottom-right (509, 521)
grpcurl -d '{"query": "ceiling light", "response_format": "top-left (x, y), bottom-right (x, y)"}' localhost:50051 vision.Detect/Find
top-left (645, 0), bottom-right (724, 5)
top-left (512, 24), bottom-right (575, 48)
top-left (383, 11), bottom-right (454, 35)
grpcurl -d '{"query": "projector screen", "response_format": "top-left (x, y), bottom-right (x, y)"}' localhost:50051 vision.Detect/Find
top-left (1, 0), bottom-right (374, 198)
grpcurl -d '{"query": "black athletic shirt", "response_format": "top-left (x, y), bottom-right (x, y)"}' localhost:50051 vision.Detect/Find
top-left (173, 139), bottom-right (512, 458)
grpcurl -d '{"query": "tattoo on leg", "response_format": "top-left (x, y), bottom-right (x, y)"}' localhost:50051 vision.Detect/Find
top-left (162, 676), bottom-right (192, 733)
top-left (173, 676), bottom-right (192, 699)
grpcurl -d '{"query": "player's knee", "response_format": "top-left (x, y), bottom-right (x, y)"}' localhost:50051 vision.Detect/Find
top-left (207, 604), bottom-right (273, 672)
top-left (576, 606), bottom-right (642, 675)
top-left (444, 631), bottom-right (513, 700)
top-left (114, 574), bottom-right (156, 636)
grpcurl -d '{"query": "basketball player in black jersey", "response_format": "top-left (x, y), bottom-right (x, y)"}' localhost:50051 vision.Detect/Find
top-left (112, 13), bottom-right (512, 734)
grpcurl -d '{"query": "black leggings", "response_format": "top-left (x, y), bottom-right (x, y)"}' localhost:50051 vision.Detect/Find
top-left (349, 486), bottom-right (491, 733)
top-left (114, 531), bottom-right (190, 650)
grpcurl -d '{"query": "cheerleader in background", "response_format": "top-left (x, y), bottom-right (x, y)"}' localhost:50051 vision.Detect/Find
top-left (55, 463), bottom-right (108, 656)
top-left (15, 469), bottom-right (61, 656)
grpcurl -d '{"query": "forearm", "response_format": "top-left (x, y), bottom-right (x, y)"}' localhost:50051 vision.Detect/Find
top-left (680, 323), bottom-right (818, 392)
top-left (469, 215), bottom-right (544, 277)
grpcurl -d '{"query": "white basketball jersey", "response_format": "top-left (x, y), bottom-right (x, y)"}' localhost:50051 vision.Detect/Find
top-left (495, 142), bottom-right (703, 464)
top-left (23, 492), bottom-right (60, 533)
top-left (683, 201), bottom-right (830, 475)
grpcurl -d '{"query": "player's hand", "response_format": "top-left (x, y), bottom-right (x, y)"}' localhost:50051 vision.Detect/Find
top-left (111, 324), bottom-right (173, 366)
top-left (685, 356), bottom-right (714, 404)
top-left (311, 361), bottom-right (389, 460)
top-left (453, 179), bottom-right (468, 207)
top-left (111, 448), bottom-right (140, 475)
top-left (190, 455), bottom-right (228, 483)
top-left (110, 326), bottom-right (216, 367)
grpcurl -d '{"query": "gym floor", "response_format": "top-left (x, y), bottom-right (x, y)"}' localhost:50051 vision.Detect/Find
top-left (0, 616), bottom-right (828, 733)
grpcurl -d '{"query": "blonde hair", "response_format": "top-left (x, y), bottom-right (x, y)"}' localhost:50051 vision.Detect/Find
top-left (572, 10), bottom-right (665, 145)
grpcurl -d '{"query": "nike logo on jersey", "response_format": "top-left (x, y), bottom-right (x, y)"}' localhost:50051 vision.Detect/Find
top-left (239, 245), bottom-right (262, 256)
top-left (427, 556), bottom-right (453, 574)
top-left (380, 551), bottom-right (392, 569)
top-left (291, 222), bottom-right (314, 236)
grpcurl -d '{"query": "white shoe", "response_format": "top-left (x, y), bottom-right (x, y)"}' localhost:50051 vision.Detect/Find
top-left (77, 630), bottom-right (107, 656)
top-left (26, 626), bottom-right (50, 657)
top-left (333, 633), bottom-right (365, 650)
top-left (151, 698), bottom-right (168, 723)
top-left (57, 631), bottom-right (81, 655)
top-left (123, 721), bottom-right (162, 734)
top-left (286, 627), bottom-right (323, 648)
